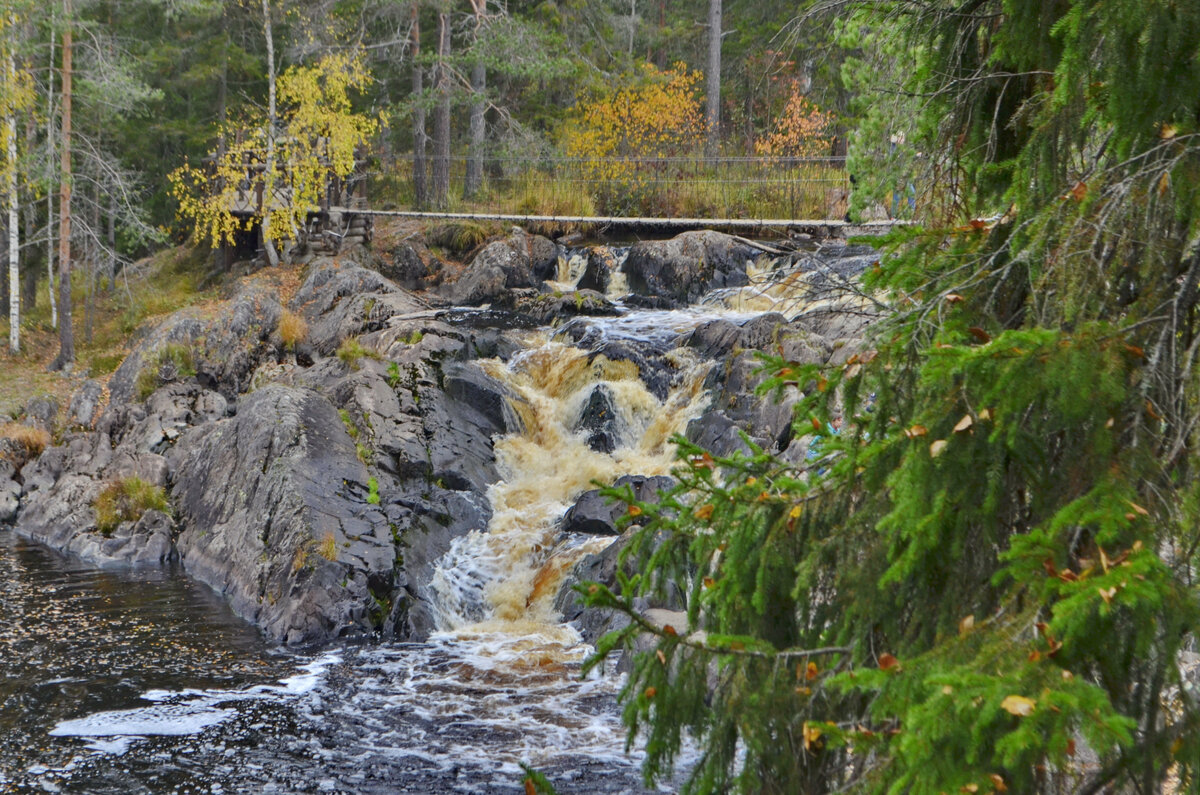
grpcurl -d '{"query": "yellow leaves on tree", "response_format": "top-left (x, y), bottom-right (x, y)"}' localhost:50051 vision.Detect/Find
top-left (755, 89), bottom-right (834, 158)
top-left (171, 52), bottom-right (382, 249)
top-left (565, 63), bottom-right (703, 188)
top-left (0, 13), bottom-right (36, 187)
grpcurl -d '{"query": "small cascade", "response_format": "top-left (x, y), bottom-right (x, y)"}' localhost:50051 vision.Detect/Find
top-left (545, 247), bottom-right (632, 301)
top-left (429, 335), bottom-right (712, 653)
top-left (702, 249), bottom-right (879, 318)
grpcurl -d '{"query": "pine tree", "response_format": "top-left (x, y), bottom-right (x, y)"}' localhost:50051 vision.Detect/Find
top-left (584, 1), bottom-right (1200, 792)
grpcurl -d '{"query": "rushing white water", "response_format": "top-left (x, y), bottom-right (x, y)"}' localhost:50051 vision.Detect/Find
top-left (430, 334), bottom-right (712, 647)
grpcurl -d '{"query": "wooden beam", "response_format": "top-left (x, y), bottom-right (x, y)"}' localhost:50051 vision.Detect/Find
top-left (348, 209), bottom-right (910, 237)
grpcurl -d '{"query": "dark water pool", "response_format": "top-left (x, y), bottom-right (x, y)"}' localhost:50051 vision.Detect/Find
top-left (0, 531), bottom-right (666, 794)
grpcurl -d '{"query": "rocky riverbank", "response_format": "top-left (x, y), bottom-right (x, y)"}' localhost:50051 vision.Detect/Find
top-left (0, 226), bottom-right (879, 647)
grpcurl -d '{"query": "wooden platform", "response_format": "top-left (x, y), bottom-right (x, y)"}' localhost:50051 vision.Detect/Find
top-left (352, 209), bottom-right (909, 238)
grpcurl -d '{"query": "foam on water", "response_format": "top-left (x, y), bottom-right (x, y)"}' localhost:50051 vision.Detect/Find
top-left (49, 652), bottom-right (341, 746)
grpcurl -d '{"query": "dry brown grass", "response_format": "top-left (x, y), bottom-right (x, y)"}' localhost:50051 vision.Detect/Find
top-left (0, 423), bottom-right (51, 458)
top-left (278, 310), bottom-right (309, 350)
top-left (318, 532), bottom-right (338, 561)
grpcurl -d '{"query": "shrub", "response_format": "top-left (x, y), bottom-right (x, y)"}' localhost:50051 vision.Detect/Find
top-left (0, 423), bottom-right (51, 460)
top-left (367, 476), bottom-right (380, 505)
top-left (94, 477), bottom-right (170, 537)
top-left (277, 310), bottom-right (308, 351)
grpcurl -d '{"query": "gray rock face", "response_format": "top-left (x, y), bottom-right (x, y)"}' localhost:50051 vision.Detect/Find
top-left (0, 460), bottom-right (19, 524)
top-left (67, 380), bottom-right (104, 429)
top-left (448, 232), bottom-right (559, 305)
top-left (494, 288), bottom-right (620, 325)
top-left (291, 260), bottom-right (428, 355)
top-left (23, 396), bottom-right (59, 431)
top-left (169, 385), bottom-right (392, 645)
top-left (108, 287), bottom-right (283, 404)
top-left (622, 231), bottom-right (757, 304)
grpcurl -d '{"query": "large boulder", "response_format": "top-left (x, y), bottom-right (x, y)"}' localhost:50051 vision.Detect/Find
top-left (448, 232), bottom-right (559, 305)
top-left (168, 385), bottom-right (396, 646)
top-left (621, 231), bottom-right (757, 304)
top-left (107, 286), bottom-right (283, 404)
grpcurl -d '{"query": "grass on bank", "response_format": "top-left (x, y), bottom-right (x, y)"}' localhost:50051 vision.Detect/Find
top-left (0, 423), bottom-right (51, 459)
top-left (93, 476), bottom-right (171, 536)
top-left (0, 244), bottom-right (222, 418)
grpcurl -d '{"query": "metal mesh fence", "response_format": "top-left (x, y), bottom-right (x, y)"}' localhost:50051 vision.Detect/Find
top-left (368, 155), bottom-right (850, 221)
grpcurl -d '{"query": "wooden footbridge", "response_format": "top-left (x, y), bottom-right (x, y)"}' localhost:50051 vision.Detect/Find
top-left (340, 208), bottom-right (907, 241)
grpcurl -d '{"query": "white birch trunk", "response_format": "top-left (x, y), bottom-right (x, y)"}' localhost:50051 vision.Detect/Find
top-left (260, 0), bottom-right (280, 267)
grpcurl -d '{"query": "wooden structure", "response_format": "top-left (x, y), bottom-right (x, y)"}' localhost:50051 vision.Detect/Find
top-left (206, 133), bottom-right (372, 267)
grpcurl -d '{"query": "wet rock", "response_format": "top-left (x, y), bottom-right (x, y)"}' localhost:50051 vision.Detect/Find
top-left (577, 385), bottom-right (620, 454)
top-left (67, 380), bottom-right (104, 429)
top-left (621, 231), bottom-right (757, 303)
top-left (494, 288), bottom-right (621, 325)
top-left (442, 361), bottom-right (523, 436)
top-left (576, 247), bottom-right (620, 293)
top-left (553, 530), bottom-right (632, 637)
top-left (560, 475), bottom-right (675, 536)
top-left (388, 488), bottom-right (492, 640)
top-left (686, 319), bottom-right (743, 359)
top-left (70, 509), bottom-right (178, 567)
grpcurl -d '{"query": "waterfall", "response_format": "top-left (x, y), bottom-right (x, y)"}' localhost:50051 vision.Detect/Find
top-left (428, 334), bottom-right (711, 649)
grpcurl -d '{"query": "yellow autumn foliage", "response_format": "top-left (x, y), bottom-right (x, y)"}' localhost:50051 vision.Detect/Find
top-left (170, 52), bottom-right (382, 249)
top-left (565, 63), bottom-right (704, 195)
top-left (755, 89), bottom-right (835, 158)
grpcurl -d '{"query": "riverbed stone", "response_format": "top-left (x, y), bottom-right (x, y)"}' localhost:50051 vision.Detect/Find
top-left (621, 230), bottom-right (757, 303)
top-left (561, 475), bottom-right (675, 536)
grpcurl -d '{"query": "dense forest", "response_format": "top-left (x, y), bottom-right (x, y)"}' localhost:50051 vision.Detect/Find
top-left (1, 0), bottom-right (863, 361)
top-left (2, 0), bottom-right (1200, 793)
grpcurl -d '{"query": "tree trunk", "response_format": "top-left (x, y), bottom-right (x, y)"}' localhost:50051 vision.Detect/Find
top-left (704, 0), bottom-right (722, 159)
top-left (84, 180), bottom-right (98, 345)
top-left (463, 0), bottom-right (486, 200)
top-left (431, 7), bottom-right (450, 209)
top-left (45, 15), bottom-right (56, 329)
top-left (52, 0), bottom-right (73, 370)
top-left (260, 0), bottom-right (280, 267)
top-left (21, 120), bottom-right (38, 314)
top-left (411, 2), bottom-right (427, 208)
top-left (7, 25), bottom-right (18, 354)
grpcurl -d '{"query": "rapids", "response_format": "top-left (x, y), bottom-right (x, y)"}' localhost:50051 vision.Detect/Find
top-left (1, 240), bottom-right (869, 792)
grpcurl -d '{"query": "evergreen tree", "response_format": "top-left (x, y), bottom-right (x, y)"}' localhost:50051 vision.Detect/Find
top-left (584, 0), bottom-right (1200, 792)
